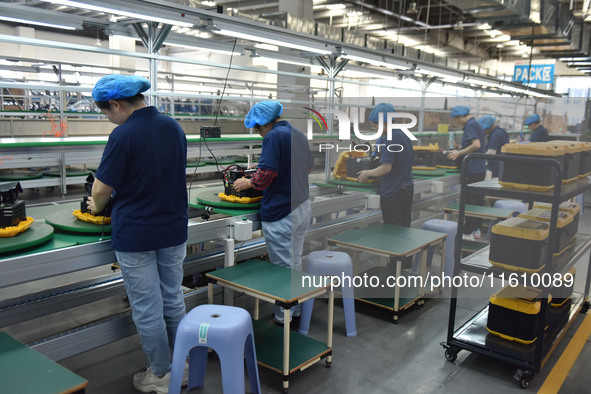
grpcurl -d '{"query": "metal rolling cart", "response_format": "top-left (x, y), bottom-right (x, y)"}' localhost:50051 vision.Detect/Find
top-left (441, 153), bottom-right (591, 389)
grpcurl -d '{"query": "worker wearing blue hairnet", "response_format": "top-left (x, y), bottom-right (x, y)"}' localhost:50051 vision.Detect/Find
top-left (89, 74), bottom-right (189, 393)
top-left (524, 114), bottom-right (549, 142)
top-left (234, 101), bottom-right (314, 328)
top-left (479, 115), bottom-right (509, 179)
top-left (358, 103), bottom-right (414, 228)
top-left (447, 105), bottom-right (486, 240)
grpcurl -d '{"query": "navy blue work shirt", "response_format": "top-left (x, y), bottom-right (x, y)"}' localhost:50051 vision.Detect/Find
top-left (256, 120), bottom-right (313, 222)
top-left (461, 118), bottom-right (486, 174)
top-left (96, 106), bottom-right (188, 252)
top-left (530, 125), bottom-right (549, 142)
top-left (486, 126), bottom-right (509, 178)
top-left (378, 129), bottom-right (414, 198)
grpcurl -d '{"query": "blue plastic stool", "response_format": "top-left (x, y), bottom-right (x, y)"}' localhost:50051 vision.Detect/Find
top-left (487, 200), bottom-right (528, 240)
top-left (169, 304), bottom-right (261, 394)
top-left (412, 219), bottom-right (456, 278)
top-left (298, 251), bottom-right (357, 337)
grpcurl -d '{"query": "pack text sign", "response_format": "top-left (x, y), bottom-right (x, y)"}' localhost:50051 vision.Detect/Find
top-left (513, 64), bottom-right (555, 84)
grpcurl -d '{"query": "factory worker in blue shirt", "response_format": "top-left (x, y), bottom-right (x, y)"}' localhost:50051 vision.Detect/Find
top-left (357, 103), bottom-right (414, 227)
top-left (88, 74), bottom-right (188, 394)
top-left (234, 101), bottom-right (314, 328)
top-left (479, 115), bottom-right (509, 179)
top-left (525, 114), bottom-right (549, 142)
top-left (447, 105), bottom-right (486, 240)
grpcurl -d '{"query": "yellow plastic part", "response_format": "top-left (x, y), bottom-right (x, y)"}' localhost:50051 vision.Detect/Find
top-left (498, 180), bottom-right (554, 192)
top-left (72, 210), bottom-right (111, 224)
top-left (533, 201), bottom-right (581, 218)
top-left (218, 193), bottom-right (262, 204)
top-left (501, 142), bottom-right (567, 156)
top-left (491, 217), bottom-right (549, 241)
top-left (412, 166), bottom-right (438, 170)
top-left (550, 298), bottom-right (570, 308)
top-left (413, 143), bottom-right (439, 151)
top-left (518, 208), bottom-right (573, 229)
top-left (332, 151), bottom-right (367, 179)
top-left (486, 328), bottom-right (537, 345)
top-left (436, 165), bottom-right (459, 169)
top-left (0, 216), bottom-right (34, 237)
top-left (489, 285), bottom-right (545, 315)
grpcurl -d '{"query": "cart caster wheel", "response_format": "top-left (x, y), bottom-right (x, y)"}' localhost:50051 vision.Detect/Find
top-left (514, 369), bottom-right (533, 389)
top-left (519, 376), bottom-right (531, 389)
top-left (325, 362), bottom-right (332, 368)
top-left (281, 388), bottom-right (288, 393)
top-left (445, 348), bottom-right (458, 362)
top-left (392, 316), bottom-right (399, 324)
top-left (581, 301), bottom-right (590, 314)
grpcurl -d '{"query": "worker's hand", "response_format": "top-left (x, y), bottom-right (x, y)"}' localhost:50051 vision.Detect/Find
top-left (357, 170), bottom-right (370, 183)
top-left (233, 177), bottom-right (252, 191)
top-left (86, 196), bottom-right (98, 215)
top-left (447, 150), bottom-right (460, 160)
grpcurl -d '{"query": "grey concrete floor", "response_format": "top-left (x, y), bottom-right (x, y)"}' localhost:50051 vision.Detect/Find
top-left (9, 185), bottom-right (591, 393)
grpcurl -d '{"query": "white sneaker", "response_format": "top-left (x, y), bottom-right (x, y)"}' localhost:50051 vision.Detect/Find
top-left (462, 233), bottom-right (474, 241)
top-left (133, 367), bottom-right (170, 394)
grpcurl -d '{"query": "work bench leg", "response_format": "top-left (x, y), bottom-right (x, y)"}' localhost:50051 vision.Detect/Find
top-left (282, 307), bottom-right (291, 392)
top-left (326, 290), bottom-right (334, 366)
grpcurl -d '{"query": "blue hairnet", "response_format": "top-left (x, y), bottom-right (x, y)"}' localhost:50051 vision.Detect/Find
top-left (524, 114), bottom-right (541, 125)
top-left (244, 101), bottom-right (283, 128)
top-left (450, 105), bottom-right (470, 118)
top-left (478, 115), bottom-right (496, 131)
top-left (92, 74), bottom-right (150, 102)
top-left (369, 103), bottom-right (395, 122)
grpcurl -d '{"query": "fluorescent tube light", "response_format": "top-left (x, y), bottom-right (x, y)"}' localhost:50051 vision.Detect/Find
top-left (342, 53), bottom-right (408, 70)
top-left (40, 0), bottom-right (195, 27)
top-left (464, 77), bottom-right (500, 88)
top-left (0, 15), bottom-right (80, 30)
top-left (215, 28), bottom-right (332, 55)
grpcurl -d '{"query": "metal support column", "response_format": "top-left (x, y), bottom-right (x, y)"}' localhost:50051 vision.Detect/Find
top-left (317, 53), bottom-right (348, 179)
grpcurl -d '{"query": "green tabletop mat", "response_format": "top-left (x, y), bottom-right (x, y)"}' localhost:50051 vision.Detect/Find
top-left (445, 202), bottom-right (515, 219)
top-left (192, 186), bottom-right (261, 209)
top-left (252, 319), bottom-right (330, 374)
top-left (205, 159), bottom-right (235, 165)
top-left (327, 223), bottom-right (446, 257)
top-left (412, 168), bottom-right (447, 177)
top-left (207, 259), bottom-right (326, 303)
top-left (0, 222), bottom-right (54, 254)
top-left (186, 159), bottom-right (207, 167)
top-left (0, 332), bottom-right (88, 394)
top-left (326, 178), bottom-right (379, 188)
top-left (43, 168), bottom-right (92, 177)
top-left (45, 209), bottom-right (112, 233)
top-left (461, 239), bottom-right (489, 252)
top-left (0, 170), bottom-right (44, 180)
top-left (189, 201), bottom-right (259, 216)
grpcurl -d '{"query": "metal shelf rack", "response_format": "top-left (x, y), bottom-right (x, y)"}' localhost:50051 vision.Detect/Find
top-left (441, 153), bottom-right (591, 389)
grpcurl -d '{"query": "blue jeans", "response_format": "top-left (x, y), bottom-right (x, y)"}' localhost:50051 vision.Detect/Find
top-left (262, 200), bottom-right (311, 322)
top-left (115, 242), bottom-right (187, 375)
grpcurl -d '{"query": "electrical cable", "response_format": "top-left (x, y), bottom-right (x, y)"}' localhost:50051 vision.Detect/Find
top-left (188, 37), bottom-right (238, 203)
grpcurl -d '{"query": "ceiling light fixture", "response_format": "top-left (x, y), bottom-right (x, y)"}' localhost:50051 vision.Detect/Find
top-left (0, 15), bottom-right (80, 30)
top-left (342, 52), bottom-right (408, 70)
top-left (0, 3), bottom-right (82, 30)
top-left (214, 27), bottom-right (332, 55)
top-left (39, 0), bottom-right (195, 28)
